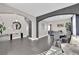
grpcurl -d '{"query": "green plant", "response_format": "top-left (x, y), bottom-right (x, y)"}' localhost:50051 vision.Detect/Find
top-left (65, 22), bottom-right (72, 32)
top-left (0, 24), bottom-right (6, 34)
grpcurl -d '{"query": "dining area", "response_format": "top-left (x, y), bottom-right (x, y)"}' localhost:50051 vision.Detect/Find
top-left (48, 30), bottom-right (71, 44)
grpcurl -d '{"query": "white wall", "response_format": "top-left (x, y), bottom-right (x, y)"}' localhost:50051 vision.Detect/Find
top-left (39, 21), bottom-right (48, 38)
top-left (48, 18), bottom-right (71, 34)
top-left (0, 14), bottom-right (28, 40)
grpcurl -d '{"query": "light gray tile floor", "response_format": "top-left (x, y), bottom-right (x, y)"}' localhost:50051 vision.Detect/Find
top-left (0, 36), bottom-right (51, 55)
top-left (0, 36), bottom-right (79, 55)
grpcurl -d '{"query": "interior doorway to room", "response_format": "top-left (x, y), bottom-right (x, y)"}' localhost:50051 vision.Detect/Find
top-left (47, 15), bottom-right (73, 44)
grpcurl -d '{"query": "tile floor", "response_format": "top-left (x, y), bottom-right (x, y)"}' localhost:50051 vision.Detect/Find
top-left (0, 36), bottom-right (51, 55)
top-left (0, 36), bottom-right (79, 55)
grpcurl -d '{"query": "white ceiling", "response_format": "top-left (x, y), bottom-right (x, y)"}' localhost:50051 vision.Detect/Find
top-left (43, 14), bottom-right (73, 22)
top-left (7, 3), bottom-right (76, 17)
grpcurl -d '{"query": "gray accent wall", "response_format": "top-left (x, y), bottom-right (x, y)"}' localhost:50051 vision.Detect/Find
top-left (36, 21), bottom-right (39, 38)
top-left (71, 17), bottom-right (73, 35)
top-left (76, 15), bottom-right (79, 35)
top-left (29, 21), bottom-right (32, 37)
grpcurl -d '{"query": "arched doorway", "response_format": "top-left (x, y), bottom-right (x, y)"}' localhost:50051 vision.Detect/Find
top-left (38, 14), bottom-right (73, 44)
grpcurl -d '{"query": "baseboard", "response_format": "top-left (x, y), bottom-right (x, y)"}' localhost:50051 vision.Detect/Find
top-left (28, 37), bottom-right (38, 40)
top-left (29, 34), bottom-right (48, 40)
top-left (38, 34), bottom-right (48, 39)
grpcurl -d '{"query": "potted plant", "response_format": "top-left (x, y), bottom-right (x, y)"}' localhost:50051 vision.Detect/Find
top-left (65, 22), bottom-right (72, 43)
top-left (0, 23), bottom-right (6, 34)
top-left (65, 22), bottom-right (72, 32)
